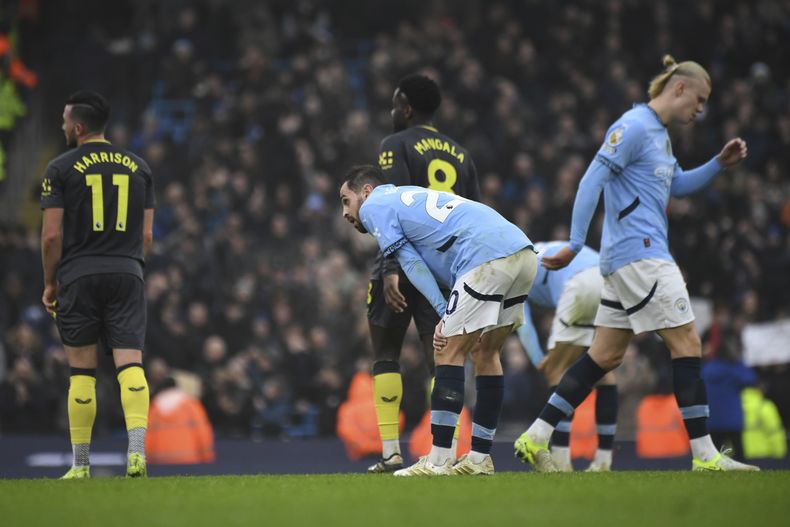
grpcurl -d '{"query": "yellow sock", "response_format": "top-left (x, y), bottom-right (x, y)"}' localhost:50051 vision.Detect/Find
top-left (117, 365), bottom-right (149, 431)
top-left (430, 376), bottom-right (461, 441)
top-left (374, 372), bottom-right (402, 442)
top-left (68, 373), bottom-right (97, 446)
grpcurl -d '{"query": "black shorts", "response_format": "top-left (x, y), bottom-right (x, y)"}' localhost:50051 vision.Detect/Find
top-left (55, 273), bottom-right (146, 351)
top-left (367, 270), bottom-right (441, 335)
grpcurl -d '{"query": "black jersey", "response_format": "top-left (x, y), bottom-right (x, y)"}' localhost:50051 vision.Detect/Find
top-left (377, 125), bottom-right (480, 200)
top-left (40, 140), bottom-right (155, 286)
top-left (373, 125), bottom-right (480, 278)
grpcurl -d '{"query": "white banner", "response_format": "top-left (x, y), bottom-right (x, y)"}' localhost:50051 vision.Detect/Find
top-left (743, 319), bottom-right (790, 366)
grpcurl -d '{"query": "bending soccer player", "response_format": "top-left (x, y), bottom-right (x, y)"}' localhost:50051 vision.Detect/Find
top-left (41, 91), bottom-right (155, 478)
top-left (518, 241), bottom-right (617, 472)
top-left (367, 74), bottom-right (480, 473)
top-left (514, 55), bottom-right (759, 472)
top-left (340, 165), bottom-right (536, 476)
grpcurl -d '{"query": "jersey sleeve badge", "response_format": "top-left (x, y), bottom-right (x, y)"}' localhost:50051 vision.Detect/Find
top-left (602, 125), bottom-right (626, 154)
top-left (379, 151), bottom-right (394, 170)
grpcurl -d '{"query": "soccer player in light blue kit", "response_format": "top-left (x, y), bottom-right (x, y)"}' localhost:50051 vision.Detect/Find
top-left (518, 241), bottom-right (617, 471)
top-left (340, 165), bottom-right (537, 476)
top-left (515, 55), bottom-right (759, 472)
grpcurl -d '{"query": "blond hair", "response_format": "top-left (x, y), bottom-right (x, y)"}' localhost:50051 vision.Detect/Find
top-left (647, 54), bottom-right (711, 99)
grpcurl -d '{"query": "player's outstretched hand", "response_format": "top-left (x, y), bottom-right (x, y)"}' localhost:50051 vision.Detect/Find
top-left (383, 273), bottom-right (407, 313)
top-left (42, 284), bottom-right (58, 317)
top-left (716, 138), bottom-right (748, 168)
top-left (433, 321), bottom-right (448, 353)
top-left (541, 246), bottom-right (577, 270)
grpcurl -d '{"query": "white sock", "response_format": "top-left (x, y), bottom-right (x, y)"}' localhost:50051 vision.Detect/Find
top-left (593, 449), bottom-right (612, 465)
top-left (551, 446), bottom-right (571, 467)
top-left (428, 445), bottom-right (454, 466)
top-left (527, 419), bottom-right (555, 444)
top-left (690, 435), bottom-right (719, 462)
top-left (467, 450), bottom-right (489, 463)
top-left (451, 438), bottom-right (458, 457)
top-left (72, 444), bottom-right (90, 468)
top-left (382, 440), bottom-right (401, 459)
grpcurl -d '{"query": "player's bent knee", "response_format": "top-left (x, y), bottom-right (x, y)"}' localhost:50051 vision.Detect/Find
top-left (588, 347), bottom-right (626, 372)
top-left (113, 348), bottom-right (143, 369)
top-left (660, 323), bottom-right (702, 359)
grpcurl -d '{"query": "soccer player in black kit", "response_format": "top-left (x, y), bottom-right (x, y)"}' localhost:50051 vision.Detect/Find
top-left (40, 91), bottom-right (154, 478)
top-left (367, 74), bottom-right (480, 472)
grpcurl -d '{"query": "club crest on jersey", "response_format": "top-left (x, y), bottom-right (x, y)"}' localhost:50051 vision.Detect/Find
top-left (674, 298), bottom-right (689, 314)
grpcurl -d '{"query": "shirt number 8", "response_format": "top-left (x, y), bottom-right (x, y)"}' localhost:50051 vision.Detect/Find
top-left (427, 158), bottom-right (457, 194)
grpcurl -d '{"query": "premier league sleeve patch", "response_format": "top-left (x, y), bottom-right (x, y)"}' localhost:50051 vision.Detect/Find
top-left (602, 126), bottom-right (626, 154)
top-left (608, 127), bottom-right (625, 146)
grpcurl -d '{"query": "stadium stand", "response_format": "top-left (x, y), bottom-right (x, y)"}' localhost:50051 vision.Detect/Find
top-left (0, 1), bottom-right (788, 457)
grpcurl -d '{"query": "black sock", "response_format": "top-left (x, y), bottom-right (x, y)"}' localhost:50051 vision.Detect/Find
top-left (431, 365), bottom-right (465, 448)
top-left (471, 375), bottom-right (503, 455)
top-left (672, 357), bottom-right (709, 439)
top-left (552, 419), bottom-right (572, 448)
top-left (595, 385), bottom-right (618, 450)
top-left (547, 385), bottom-right (572, 447)
top-left (538, 353), bottom-right (606, 426)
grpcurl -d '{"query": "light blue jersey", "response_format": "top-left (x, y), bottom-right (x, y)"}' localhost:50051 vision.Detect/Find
top-left (570, 103), bottom-right (721, 275)
top-left (359, 184), bottom-right (532, 315)
top-left (518, 242), bottom-right (600, 364)
top-left (528, 242), bottom-right (600, 308)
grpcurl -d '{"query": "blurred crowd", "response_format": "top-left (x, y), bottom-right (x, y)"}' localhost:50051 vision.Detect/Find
top-left (1, 0), bottom-right (789, 440)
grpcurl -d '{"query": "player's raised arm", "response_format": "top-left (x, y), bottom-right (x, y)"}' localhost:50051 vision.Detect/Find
top-left (671, 138), bottom-right (746, 197)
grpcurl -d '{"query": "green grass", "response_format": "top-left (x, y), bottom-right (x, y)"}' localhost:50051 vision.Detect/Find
top-left (1, 472), bottom-right (788, 527)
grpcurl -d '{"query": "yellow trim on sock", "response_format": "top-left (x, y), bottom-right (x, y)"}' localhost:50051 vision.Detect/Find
top-left (68, 375), bottom-right (96, 445)
top-left (117, 366), bottom-right (149, 430)
top-left (374, 372), bottom-right (402, 441)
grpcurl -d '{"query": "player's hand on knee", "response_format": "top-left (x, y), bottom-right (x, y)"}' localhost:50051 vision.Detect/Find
top-left (541, 246), bottom-right (577, 270)
top-left (383, 273), bottom-right (407, 313)
top-left (433, 321), bottom-right (448, 353)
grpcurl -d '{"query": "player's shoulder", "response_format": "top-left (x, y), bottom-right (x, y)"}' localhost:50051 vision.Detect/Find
top-left (46, 148), bottom-right (82, 173)
top-left (379, 130), bottom-right (411, 149)
top-left (362, 184), bottom-right (400, 208)
top-left (612, 106), bottom-right (651, 132)
top-left (603, 107), bottom-right (649, 150)
top-left (114, 146), bottom-right (152, 175)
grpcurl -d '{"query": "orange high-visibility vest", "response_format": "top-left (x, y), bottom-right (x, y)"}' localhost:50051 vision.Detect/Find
top-left (145, 388), bottom-right (215, 464)
top-left (570, 390), bottom-right (597, 460)
top-left (336, 372), bottom-right (405, 460)
top-left (636, 394), bottom-right (690, 458)
top-left (408, 406), bottom-right (473, 459)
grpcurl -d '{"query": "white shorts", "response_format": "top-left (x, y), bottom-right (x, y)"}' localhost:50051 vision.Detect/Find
top-left (594, 259), bottom-right (695, 335)
top-left (547, 266), bottom-right (603, 350)
top-left (441, 248), bottom-right (538, 337)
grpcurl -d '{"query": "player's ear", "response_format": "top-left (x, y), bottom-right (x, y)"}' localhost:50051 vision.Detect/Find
top-left (674, 79), bottom-right (685, 96)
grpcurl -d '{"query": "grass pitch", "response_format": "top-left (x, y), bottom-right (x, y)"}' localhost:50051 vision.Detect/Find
top-left (1, 471), bottom-right (788, 527)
